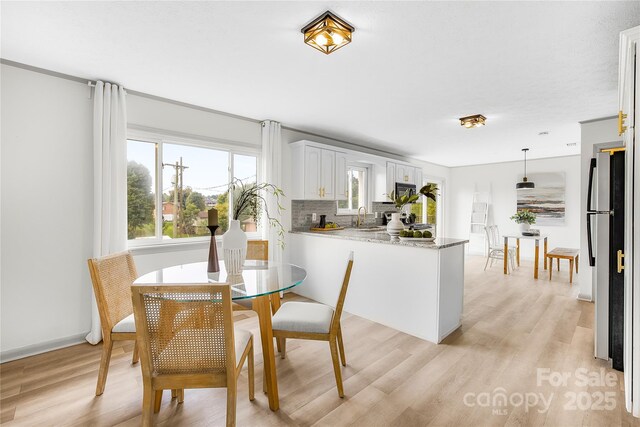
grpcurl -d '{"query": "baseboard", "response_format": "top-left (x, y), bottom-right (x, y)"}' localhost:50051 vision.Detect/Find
top-left (0, 332), bottom-right (89, 363)
top-left (577, 293), bottom-right (594, 302)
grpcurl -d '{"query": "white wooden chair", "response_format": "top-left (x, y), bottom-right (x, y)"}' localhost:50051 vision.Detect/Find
top-left (484, 226), bottom-right (516, 272)
top-left (271, 252), bottom-right (354, 397)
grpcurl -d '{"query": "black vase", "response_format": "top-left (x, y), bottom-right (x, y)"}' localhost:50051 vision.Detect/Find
top-left (319, 215), bottom-right (327, 228)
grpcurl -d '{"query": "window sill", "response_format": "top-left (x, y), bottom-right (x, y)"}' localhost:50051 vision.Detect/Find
top-left (128, 238), bottom-right (211, 255)
top-left (128, 232), bottom-right (263, 255)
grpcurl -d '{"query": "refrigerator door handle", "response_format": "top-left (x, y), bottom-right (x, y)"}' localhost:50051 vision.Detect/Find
top-left (587, 211), bottom-right (596, 266)
top-left (587, 158), bottom-right (596, 212)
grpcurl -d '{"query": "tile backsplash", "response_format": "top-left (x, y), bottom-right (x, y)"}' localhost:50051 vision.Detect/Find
top-left (291, 200), bottom-right (394, 230)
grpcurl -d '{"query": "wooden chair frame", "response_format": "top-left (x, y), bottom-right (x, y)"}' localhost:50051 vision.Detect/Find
top-left (87, 251), bottom-right (139, 396)
top-left (272, 253), bottom-right (354, 397)
top-left (131, 283), bottom-right (254, 427)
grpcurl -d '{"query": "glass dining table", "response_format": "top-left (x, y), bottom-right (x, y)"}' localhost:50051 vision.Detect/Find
top-left (133, 260), bottom-right (307, 411)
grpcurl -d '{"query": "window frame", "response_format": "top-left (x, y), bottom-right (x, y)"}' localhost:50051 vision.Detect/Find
top-left (126, 128), bottom-right (262, 248)
top-left (419, 175), bottom-right (444, 238)
top-left (336, 163), bottom-right (371, 215)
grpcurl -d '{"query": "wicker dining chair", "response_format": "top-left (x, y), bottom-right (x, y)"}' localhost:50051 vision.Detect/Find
top-left (87, 251), bottom-right (139, 396)
top-left (271, 251), bottom-right (354, 397)
top-left (131, 284), bottom-right (254, 427)
top-left (246, 240), bottom-right (269, 262)
top-left (231, 240), bottom-right (270, 313)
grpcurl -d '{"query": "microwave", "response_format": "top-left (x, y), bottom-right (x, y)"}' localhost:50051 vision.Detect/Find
top-left (394, 182), bottom-right (417, 199)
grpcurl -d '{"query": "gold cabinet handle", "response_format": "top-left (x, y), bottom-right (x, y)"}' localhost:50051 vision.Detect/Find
top-left (619, 110), bottom-right (628, 136)
top-left (321, 187), bottom-right (325, 197)
top-left (617, 250), bottom-right (625, 273)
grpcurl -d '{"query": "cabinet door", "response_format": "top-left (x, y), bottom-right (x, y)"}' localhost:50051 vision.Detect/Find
top-left (304, 146), bottom-right (321, 199)
top-left (386, 162), bottom-right (396, 195)
top-left (396, 164), bottom-right (412, 183)
top-left (414, 168), bottom-right (423, 188)
top-left (335, 152), bottom-right (348, 201)
top-left (320, 149), bottom-right (335, 199)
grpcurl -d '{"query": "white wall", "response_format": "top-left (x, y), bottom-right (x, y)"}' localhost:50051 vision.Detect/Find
top-left (579, 117), bottom-right (621, 301)
top-left (449, 156), bottom-right (581, 262)
top-left (1, 64), bottom-right (94, 358)
top-left (0, 64), bottom-right (262, 360)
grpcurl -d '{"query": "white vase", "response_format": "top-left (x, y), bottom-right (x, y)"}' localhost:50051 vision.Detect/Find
top-left (387, 213), bottom-right (404, 237)
top-left (519, 223), bottom-right (531, 233)
top-left (222, 220), bottom-right (247, 275)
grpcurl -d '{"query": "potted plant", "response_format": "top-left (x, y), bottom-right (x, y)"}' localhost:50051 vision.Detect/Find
top-left (222, 178), bottom-right (285, 274)
top-left (419, 183), bottom-right (438, 202)
top-left (510, 209), bottom-right (536, 233)
top-left (386, 190), bottom-right (419, 236)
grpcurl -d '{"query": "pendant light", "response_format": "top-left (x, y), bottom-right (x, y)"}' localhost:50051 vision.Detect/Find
top-left (516, 148), bottom-right (535, 189)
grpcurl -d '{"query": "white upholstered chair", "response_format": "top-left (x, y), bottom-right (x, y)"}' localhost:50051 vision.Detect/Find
top-left (271, 252), bottom-right (354, 397)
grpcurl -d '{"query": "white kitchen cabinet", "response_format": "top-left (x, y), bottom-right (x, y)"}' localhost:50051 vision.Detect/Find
top-left (291, 141), bottom-right (344, 200)
top-left (320, 149), bottom-right (335, 199)
top-left (415, 168), bottom-right (423, 188)
top-left (396, 164), bottom-right (413, 184)
top-left (386, 162), bottom-right (396, 195)
top-left (303, 146), bottom-right (321, 199)
top-left (335, 152), bottom-right (348, 201)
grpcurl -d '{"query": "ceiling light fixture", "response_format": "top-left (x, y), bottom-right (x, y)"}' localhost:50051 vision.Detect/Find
top-left (459, 114), bottom-right (486, 128)
top-left (301, 11), bottom-right (354, 55)
top-left (516, 148), bottom-right (535, 189)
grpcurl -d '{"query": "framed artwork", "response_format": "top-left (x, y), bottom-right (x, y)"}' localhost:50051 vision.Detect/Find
top-left (516, 172), bottom-right (565, 225)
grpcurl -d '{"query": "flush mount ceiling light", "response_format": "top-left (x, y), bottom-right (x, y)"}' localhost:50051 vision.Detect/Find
top-left (516, 148), bottom-right (535, 189)
top-left (301, 11), bottom-right (354, 55)
top-left (459, 114), bottom-right (486, 128)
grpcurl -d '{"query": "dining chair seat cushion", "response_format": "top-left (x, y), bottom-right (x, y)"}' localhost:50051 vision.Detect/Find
top-left (112, 313), bottom-right (135, 333)
top-left (272, 301), bottom-right (334, 334)
top-left (157, 327), bottom-right (252, 369)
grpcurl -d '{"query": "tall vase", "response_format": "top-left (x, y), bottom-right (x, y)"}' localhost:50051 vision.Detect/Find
top-left (387, 212), bottom-right (404, 237)
top-left (222, 220), bottom-right (247, 275)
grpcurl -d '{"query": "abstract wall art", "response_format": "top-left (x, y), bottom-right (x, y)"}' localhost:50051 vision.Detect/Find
top-left (516, 172), bottom-right (565, 225)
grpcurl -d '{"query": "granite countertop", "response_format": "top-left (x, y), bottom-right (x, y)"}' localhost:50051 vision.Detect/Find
top-left (290, 228), bottom-right (469, 249)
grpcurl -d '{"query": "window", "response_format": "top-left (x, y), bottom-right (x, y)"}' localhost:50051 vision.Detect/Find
top-left (410, 179), bottom-right (442, 235)
top-left (337, 165), bottom-right (368, 214)
top-left (126, 131), bottom-right (259, 244)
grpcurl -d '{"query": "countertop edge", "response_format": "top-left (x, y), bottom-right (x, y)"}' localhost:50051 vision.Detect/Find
top-left (289, 230), bottom-right (469, 249)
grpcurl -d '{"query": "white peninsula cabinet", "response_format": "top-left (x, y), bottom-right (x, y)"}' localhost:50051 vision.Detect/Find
top-left (291, 141), bottom-right (347, 201)
top-left (289, 230), bottom-right (468, 344)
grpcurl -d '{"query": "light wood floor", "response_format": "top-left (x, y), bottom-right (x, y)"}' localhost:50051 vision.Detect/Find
top-left (2, 256), bottom-right (638, 426)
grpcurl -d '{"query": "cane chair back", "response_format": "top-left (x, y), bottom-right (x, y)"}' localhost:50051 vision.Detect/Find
top-left (132, 284), bottom-right (236, 378)
top-left (246, 240), bottom-right (269, 261)
top-left (88, 251), bottom-right (138, 335)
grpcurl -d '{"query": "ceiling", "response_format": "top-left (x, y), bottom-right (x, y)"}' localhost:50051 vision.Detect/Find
top-left (2, 1), bottom-right (639, 167)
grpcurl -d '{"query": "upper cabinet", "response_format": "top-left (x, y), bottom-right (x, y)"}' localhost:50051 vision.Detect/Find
top-left (386, 161), bottom-right (424, 193)
top-left (335, 152), bottom-right (348, 201)
top-left (292, 140), bottom-right (424, 201)
top-left (291, 141), bottom-right (347, 200)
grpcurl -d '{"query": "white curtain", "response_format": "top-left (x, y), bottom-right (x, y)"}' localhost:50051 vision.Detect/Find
top-left (86, 82), bottom-right (128, 345)
top-left (261, 120), bottom-right (283, 264)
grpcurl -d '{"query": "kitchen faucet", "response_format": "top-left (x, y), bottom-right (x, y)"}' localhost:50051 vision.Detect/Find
top-left (357, 206), bottom-right (367, 228)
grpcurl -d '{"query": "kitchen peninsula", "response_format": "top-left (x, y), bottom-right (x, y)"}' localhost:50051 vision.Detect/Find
top-left (289, 229), bottom-right (468, 343)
